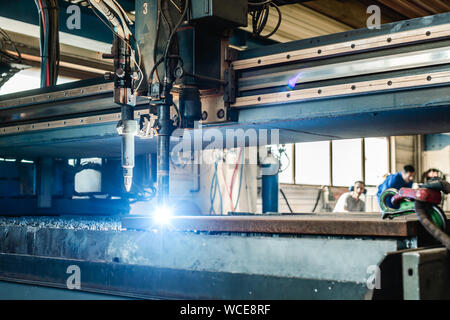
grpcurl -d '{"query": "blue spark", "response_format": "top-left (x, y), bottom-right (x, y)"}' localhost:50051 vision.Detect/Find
top-left (288, 72), bottom-right (301, 90)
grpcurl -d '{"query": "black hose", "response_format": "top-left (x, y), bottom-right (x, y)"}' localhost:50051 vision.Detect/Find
top-left (153, 0), bottom-right (162, 83)
top-left (249, 0), bottom-right (273, 5)
top-left (149, 54), bottom-right (183, 85)
top-left (0, 28), bottom-right (22, 63)
top-left (162, 0), bottom-right (175, 33)
top-left (312, 187), bottom-right (322, 212)
top-left (34, 0), bottom-right (59, 87)
top-left (249, 1), bottom-right (282, 39)
top-left (415, 201), bottom-right (450, 251)
top-left (280, 188), bottom-right (293, 213)
top-left (260, 3), bottom-right (282, 39)
top-left (162, 0), bottom-right (189, 82)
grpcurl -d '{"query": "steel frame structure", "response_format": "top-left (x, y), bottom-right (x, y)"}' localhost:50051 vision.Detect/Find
top-left (0, 10), bottom-right (450, 299)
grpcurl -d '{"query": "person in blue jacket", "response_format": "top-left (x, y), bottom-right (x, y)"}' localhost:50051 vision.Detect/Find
top-left (377, 165), bottom-right (415, 207)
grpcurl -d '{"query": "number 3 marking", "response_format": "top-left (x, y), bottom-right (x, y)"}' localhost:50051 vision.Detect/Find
top-left (143, 3), bottom-right (148, 15)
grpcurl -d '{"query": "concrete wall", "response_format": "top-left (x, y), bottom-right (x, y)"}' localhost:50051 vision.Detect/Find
top-left (392, 136), bottom-right (416, 173)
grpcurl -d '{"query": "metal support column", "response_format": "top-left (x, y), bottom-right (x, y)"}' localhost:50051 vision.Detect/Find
top-left (37, 158), bottom-right (53, 208)
top-left (402, 247), bottom-right (450, 300)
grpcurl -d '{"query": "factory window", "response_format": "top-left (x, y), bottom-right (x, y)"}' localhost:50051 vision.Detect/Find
top-left (0, 68), bottom-right (78, 96)
top-left (332, 139), bottom-right (362, 187)
top-left (364, 137), bottom-right (389, 186)
top-left (267, 144), bottom-right (293, 184)
top-left (73, 158), bottom-right (102, 194)
top-left (277, 144), bottom-right (293, 184)
top-left (295, 141), bottom-right (331, 185)
top-left (285, 137), bottom-right (389, 187)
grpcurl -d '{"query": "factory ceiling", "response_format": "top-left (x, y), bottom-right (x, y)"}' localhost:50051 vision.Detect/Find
top-left (61, 0), bottom-right (450, 42)
top-left (244, 0), bottom-right (450, 42)
top-left (1, 0), bottom-right (449, 79)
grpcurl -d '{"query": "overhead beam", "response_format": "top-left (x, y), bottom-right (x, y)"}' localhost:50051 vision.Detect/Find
top-left (241, 3), bottom-right (352, 43)
top-left (301, 0), bottom-right (405, 29)
top-left (2, 28), bottom-right (113, 79)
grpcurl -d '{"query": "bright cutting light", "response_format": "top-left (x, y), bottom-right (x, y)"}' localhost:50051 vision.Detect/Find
top-left (153, 206), bottom-right (173, 225)
top-left (287, 72), bottom-right (302, 90)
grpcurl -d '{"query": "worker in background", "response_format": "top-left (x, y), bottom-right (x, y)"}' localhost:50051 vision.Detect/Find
top-left (377, 165), bottom-right (415, 206)
top-left (333, 181), bottom-right (366, 213)
top-left (421, 168), bottom-right (447, 208)
top-left (421, 168), bottom-right (445, 183)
